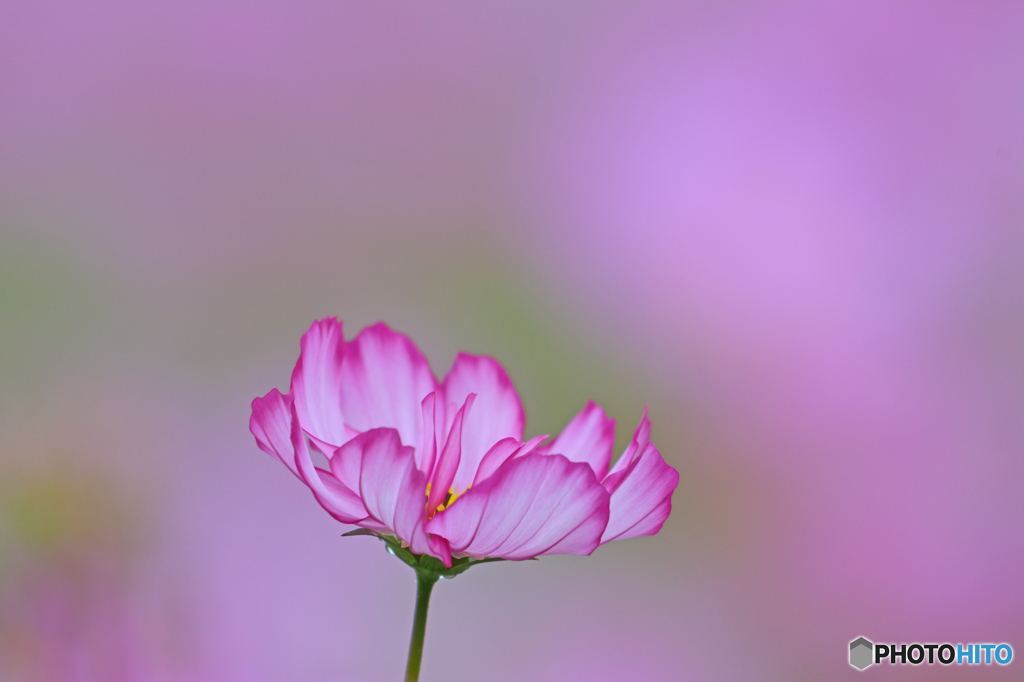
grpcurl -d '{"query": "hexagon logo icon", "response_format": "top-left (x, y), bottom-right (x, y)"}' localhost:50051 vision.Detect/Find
top-left (850, 637), bottom-right (874, 670)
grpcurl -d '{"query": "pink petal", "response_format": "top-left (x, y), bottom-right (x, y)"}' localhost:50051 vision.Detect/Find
top-left (425, 453), bottom-right (609, 560)
top-left (427, 534), bottom-right (452, 565)
top-left (339, 322), bottom-right (438, 450)
top-left (441, 353), bottom-right (525, 492)
top-left (328, 433), bottom-right (363, 493)
top-left (354, 428), bottom-right (437, 559)
top-left (513, 434), bottom-right (548, 458)
top-left (543, 401), bottom-right (615, 480)
top-left (426, 394), bottom-right (475, 515)
top-left (605, 406), bottom-right (652, 486)
top-left (472, 438), bottom-right (520, 487)
top-left (600, 442), bottom-right (679, 544)
top-left (289, 318), bottom-right (353, 450)
top-left (417, 391), bottom-right (449, 476)
top-left (473, 434), bottom-right (548, 486)
top-left (250, 388), bottom-right (300, 479)
top-left (290, 402), bottom-right (367, 524)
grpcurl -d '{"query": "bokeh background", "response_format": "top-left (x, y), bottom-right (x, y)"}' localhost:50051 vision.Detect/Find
top-left (2, 3), bottom-right (1023, 681)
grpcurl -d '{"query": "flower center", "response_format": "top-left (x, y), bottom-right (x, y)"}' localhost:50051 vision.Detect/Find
top-left (425, 482), bottom-right (469, 517)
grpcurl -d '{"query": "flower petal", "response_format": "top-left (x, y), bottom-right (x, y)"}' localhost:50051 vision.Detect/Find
top-left (473, 434), bottom-right (548, 486)
top-left (354, 428), bottom-right (437, 559)
top-left (328, 432), bottom-right (362, 493)
top-left (418, 392), bottom-right (440, 475)
top-left (427, 534), bottom-right (452, 564)
top-left (426, 453), bottom-right (609, 560)
top-left (290, 402), bottom-right (367, 524)
top-left (441, 353), bottom-right (525, 492)
top-left (289, 318), bottom-right (354, 450)
top-left (543, 401), bottom-right (615, 480)
top-left (601, 442), bottom-right (678, 544)
top-left (339, 323), bottom-right (438, 450)
top-left (426, 394), bottom-right (475, 515)
top-left (472, 438), bottom-right (519, 487)
top-left (250, 388), bottom-right (300, 479)
top-left (605, 406), bottom-right (652, 485)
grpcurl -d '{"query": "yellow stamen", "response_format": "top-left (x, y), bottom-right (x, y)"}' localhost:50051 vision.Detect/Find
top-left (425, 484), bottom-right (471, 516)
top-left (442, 488), bottom-right (467, 509)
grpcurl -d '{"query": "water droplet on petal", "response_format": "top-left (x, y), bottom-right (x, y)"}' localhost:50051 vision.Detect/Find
top-left (386, 546), bottom-right (396, 556)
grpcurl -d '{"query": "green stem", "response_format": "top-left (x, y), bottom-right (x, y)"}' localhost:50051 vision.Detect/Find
top-left (404, 572), bottom-right (438, 682)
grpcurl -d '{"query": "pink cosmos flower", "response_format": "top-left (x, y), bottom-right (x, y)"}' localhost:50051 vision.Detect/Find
top-left (249, 318), bottom-right (678, 568)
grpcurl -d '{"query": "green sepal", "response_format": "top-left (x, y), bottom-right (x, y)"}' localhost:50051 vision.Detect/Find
top-left (342, 528), bottom-right (510, 580)
top-left (340, 528), bottom-right (379, 538)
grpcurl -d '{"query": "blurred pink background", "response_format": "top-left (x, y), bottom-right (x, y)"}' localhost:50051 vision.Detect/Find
top-left (2, 4), bottom-right (1022, 680)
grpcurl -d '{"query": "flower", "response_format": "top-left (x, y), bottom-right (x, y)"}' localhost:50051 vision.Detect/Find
top-left (250, 318), bottom-right (679, 567)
